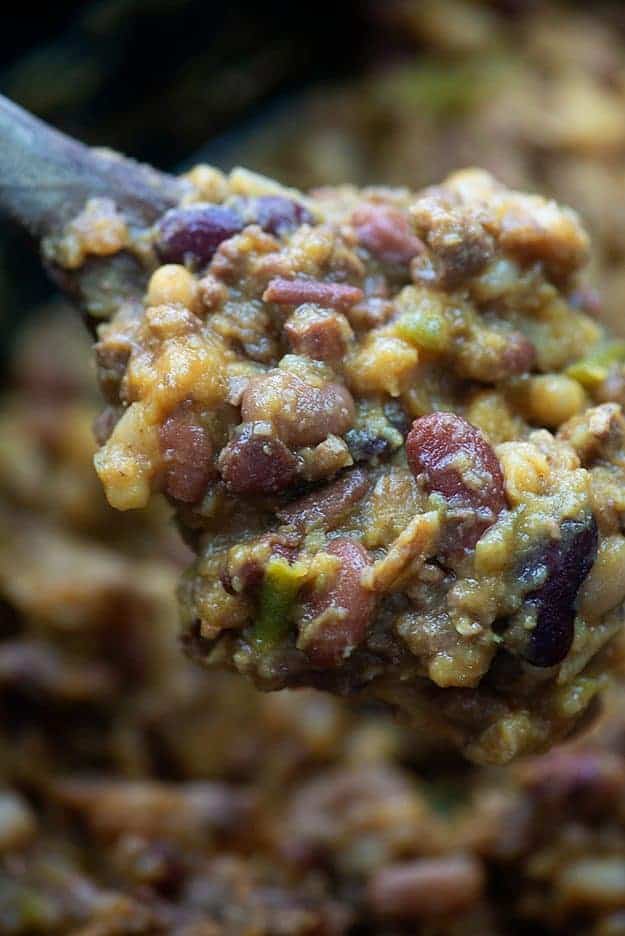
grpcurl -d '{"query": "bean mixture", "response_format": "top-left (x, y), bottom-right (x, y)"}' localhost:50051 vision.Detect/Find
top-left (4, 307), bottom-right (625, 934)
top-left (43, 161), bottom-right (625, 764)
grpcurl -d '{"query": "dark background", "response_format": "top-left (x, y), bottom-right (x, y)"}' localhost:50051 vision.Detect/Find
top-left (0, 0), bottom-right (374, 358)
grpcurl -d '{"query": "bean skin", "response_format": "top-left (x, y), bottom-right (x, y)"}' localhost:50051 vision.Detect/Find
top-left (277, 468), bottom-right (370, 530)
top-left (241, 371), bottom-right (356, 448)
top-left (218, 422), bottom-right (298, 495)
top-left (299, 539), bottom-right (374, 667)
top-left (159, 401), bottom-right (215, 503)
top-left (406, 412), bottom-right (506, 553)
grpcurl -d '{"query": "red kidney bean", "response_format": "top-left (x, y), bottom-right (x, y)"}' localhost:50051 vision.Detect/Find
top-left (352, 204), bottom-right (423, 265)
top-left (368, 855), bottom-right (484, 920)
top-left (241, 371), bottom-right (356, 448)
top-left (406, 412), bottom-right (506, 552)
top-left (277, 468), bottom-right (370, 530)
top-left (236, 195), bottom-right (313, 237)
top-left (159, 401), bottom-right (215, 503)
top-left (518, 515), bottom-right (598, 667)
top-left (520, 748), bottom-right (625, 815)
top-left (156, 204), bottom-right (244, 266)
top-left (299, 538), bottom-right (374, 667)
top-left (263, 277), bottom-right (364, 309)
top-left (218, 422), bottom-right (298, 495)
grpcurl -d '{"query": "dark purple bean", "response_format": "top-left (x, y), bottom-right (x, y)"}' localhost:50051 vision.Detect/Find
top-left (519, 515), bottom-right (598, 667)
top-left (156, 204), bottom-right (244, 267)
top-left (344, 427), bottom-right (395, 463)
top-left (237, 195), bottom-right (313, 237)
top-left (218, 422), bottom-right (298, 495)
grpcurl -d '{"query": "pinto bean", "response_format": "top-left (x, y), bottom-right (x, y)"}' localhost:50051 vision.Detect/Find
top-left (406, 412), bottom-right (506, 553)
top-left (159, 401), bottom-right (215, 503)
top-left (218, 422), bottom-right (298, 495)
top-left (276, 468), bottom-right (370, 530)
top-left (368, 855), bottom-right (484, 920)
top-left (352, 204), bottom-right (423, 265)
top-left (298, 539), bottom-right (374, 667)
top-left (263, 277), bottom-right (364, 310)
top-left (241, 371), bottom-right (356, 447)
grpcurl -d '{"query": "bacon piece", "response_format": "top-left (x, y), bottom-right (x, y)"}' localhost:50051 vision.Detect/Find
top-left (263, 277), bottom-right (364, 310)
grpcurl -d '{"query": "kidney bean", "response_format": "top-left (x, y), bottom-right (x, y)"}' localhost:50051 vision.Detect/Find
top-left (369, 855), bottom-right (484, 920)
top-left (518, 515), bottom-right (598, 667)
top-left (218, 422), bottom-right (298, 495)
top-left (159, 401), bottom-right (215, 503)
top-left (156, 204), bottom-right (244, 267)
top-left (241, 371), bottom-right (356, 448)
top-left (277, 468), bottom-right (370, 530)
top-left (406, 412), bottom-right (506, 552)
top-left (263, 277), bottom-right (364, 309)
top-left (236, 195), bottom-right (313, 237)
top-left (299, 539), bottom-right (374, 667)
top-left (520, 749), bottom-right (625, 815)
top-left (352, 204), bottom-right (423, 265)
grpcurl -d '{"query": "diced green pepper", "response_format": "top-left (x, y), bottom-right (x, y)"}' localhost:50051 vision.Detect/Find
top-left (253, 557), bottom-right (306, 648)
top-left (396, 306), bottom-right (450, 352)
top-left (566, 340), bottom-right (625, 389)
